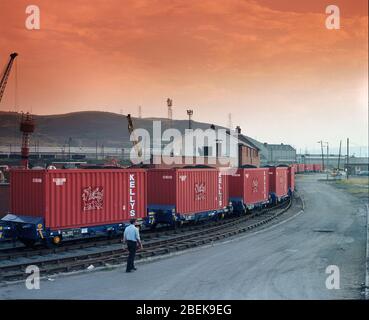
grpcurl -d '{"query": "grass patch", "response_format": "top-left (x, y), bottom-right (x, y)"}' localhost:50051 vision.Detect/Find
top-left (335, 177), bottom-right (369, 186)
top-left (332, 177), bottom-right (369, 201)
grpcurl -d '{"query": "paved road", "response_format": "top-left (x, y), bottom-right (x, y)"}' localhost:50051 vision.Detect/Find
top-left (0, 174), bottom-right (367, 299)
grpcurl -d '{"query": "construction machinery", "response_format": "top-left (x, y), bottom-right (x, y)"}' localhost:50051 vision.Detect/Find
top-left (0, 53), bottom-right (35, 169)
top-left (0, 52), bottom-right (18, 104)
top-left (20, 112), bottom-right (35, 169)
top-left (126, 114), bottom-right (143, 158)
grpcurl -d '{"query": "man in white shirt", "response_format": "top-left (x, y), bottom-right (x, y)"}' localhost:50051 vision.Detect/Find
top-left (123, 219), bottom-right (142, 273)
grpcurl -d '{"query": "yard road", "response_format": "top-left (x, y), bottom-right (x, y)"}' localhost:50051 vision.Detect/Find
top-left (0, 174), bottom-right (367, 299)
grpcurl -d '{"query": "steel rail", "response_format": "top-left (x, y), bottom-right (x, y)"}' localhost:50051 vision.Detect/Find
top-left (0, 198), bottom-right (295, 283)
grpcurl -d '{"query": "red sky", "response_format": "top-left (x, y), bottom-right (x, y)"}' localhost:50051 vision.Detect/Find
top-left (0, 0), bottom-right (367, 153)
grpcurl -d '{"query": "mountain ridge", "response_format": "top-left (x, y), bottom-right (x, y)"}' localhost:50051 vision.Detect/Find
top-left (0, 111), bottom-right (263, 150)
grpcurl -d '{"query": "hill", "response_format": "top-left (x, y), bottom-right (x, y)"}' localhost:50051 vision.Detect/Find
top-left (0, 111), bottom-right (259, 149)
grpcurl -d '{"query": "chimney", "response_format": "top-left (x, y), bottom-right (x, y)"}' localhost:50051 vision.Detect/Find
top-left (236, 126), bottom-right (241, 134)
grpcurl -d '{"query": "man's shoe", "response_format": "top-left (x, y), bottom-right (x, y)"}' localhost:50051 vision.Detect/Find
top-left (126, 270), bottom-right (132, 273)
top-left (132, 267), bottom-right (137, 270)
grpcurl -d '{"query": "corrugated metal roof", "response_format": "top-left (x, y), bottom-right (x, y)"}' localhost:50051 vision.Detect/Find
top-left (264, 144), bottom-right (296, 151)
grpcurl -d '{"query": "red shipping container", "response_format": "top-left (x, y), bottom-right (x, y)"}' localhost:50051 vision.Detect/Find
top-left (268, 167), bottom-right (288, 198)
top-left (305, 164), bottom-right (314, 172)
top-left (229, 168), bottom-right (269, 206)
top-left (0, 183), bottom-right (10, 219)
top-left (297, 164), bottom-right (305, 173)
top-left (287, 166), bottom-right (295, 192)
top-left (147, 168), bottom-right (228, 216)
top-left (9, 169), bottom-right (147, 230)
top-left (313, 164), bottom-right (322, 172)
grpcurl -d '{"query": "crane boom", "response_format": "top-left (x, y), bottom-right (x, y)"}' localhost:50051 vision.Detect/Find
top-left (126, 114), bottom-right (142, 158)
top-left (0, 52), bottom-right (18, 104)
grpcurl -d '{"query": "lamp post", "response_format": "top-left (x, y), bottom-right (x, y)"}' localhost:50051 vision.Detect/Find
top-left (324, 142), bottom-right (329, 180)
top-left (186, 109), bottom-right (193, 130)
top-left (68, 137), bottom-right (72, 160)
top-left (317, 141), bottom-right (325, 171)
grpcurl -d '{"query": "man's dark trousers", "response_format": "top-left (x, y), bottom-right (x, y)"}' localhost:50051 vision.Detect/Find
top-left (126, 240), bottom-right (137, 271)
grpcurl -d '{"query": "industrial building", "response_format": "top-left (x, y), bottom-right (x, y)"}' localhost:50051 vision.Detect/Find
top-left (262, 143), bottom-right (296, 165)
top-left (151, 125), bottom-right (260, 168)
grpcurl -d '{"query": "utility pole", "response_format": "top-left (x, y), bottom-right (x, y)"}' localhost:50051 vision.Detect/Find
top-left (68, 137), bottom-right (72, 160)
top-left (186, 109), bottom-right (193, 130)
top-left (167, 98), bottom-right (173, 131)
top-left (167, 98), bottom-right (173, 120)
top-left (138, 105), bottom-right (142, 119)
top-left (317, 141), bottom-right (325, 171)
top-left (228, 113), bottom-right (232, 129)
top-left (324, 142), bottom-right (329, 180)
top-left (346, 138), bottom-right (349, 179)
top-left (95, 140), bottom-right (98, 160)
top-left (337, 140), bottom-right (342, 171)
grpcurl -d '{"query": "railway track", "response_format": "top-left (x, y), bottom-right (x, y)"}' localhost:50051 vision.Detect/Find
top-left (0, 214), bottom-right (257, 260)
top-left (0, 197), bottom-right (297, 283)
top-left (0, 199), bottom-right (290, 261)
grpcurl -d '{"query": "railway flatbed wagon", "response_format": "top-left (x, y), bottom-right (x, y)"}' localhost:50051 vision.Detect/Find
top-left (147, 168), bottom-right (231, 226)
top-left (0, 169), bottom-right (147, 246)
top-left (296, 164), bottom-right (305, 173)
top-left (0, 183), bottom-right (9, 219)
top-left (268, 167), bottom-right (289, 203)
top-left (287, 166), bottom-right (295, 193)
top-left (304, 164), bottom-right (314, 172)
top-left (229, 168), bottom-right (269, 213)
top-left (291, 164), bottom-right (298, 173)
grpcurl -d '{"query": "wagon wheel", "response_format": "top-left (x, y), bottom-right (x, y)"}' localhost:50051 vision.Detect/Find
top-left (173, 220), bottom-right (183, 229)
top-left (52, 235), bottom-right (62, 246)
top-left (107, 230), bottom-right (117, 240)
top-left (42, 236), bottom-right (62, 248)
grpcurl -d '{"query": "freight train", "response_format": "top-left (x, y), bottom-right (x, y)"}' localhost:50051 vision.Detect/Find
top-left (0, 164), bottom-right (317, 247)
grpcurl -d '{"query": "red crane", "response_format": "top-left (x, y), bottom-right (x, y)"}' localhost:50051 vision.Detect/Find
top-left (0, 53), bottom-right (35, 169)
top-left (20, 112), bottom-right (35, 169)
top-left (0, 52), bottom-right (18, 104)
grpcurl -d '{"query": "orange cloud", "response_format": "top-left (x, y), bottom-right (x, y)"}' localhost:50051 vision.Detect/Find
top-left (0, 0), bottom-right (367, 150)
